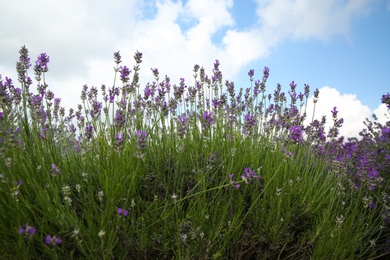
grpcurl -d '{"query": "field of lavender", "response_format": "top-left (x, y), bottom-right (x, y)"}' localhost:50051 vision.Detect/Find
top-left (1, 45), bottom-right (390, 259)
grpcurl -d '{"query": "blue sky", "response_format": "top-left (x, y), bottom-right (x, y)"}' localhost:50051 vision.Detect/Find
top-left (1, 0), bottom-right (389, 137)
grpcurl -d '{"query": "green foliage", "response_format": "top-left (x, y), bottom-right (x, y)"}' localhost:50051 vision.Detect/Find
top-left (0, 47), bottom-right (389, 259)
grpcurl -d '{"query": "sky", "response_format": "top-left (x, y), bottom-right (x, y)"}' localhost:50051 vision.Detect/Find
top-left (1, 0), bottom-right (389, 138)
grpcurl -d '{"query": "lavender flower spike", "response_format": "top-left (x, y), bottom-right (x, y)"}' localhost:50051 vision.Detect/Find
top-left (45, 235), bottom-right (62, 246)
top-left (229, 174), bottom-right (240, 189)
top-left (118, 207), bottom-right (129, 217)
top-left (18, 223), bottom-right (36, 239)
top-left (241, 167), bottom-right (259, 184)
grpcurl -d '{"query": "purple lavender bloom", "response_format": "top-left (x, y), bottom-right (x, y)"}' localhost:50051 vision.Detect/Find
top-left (18, 224), bottom-right (36, 238)
top-left (30, 94), bottom-right (43, 108)
top-left (298, 92), bottom-right (304, 102)
top-left (193, 64), bottom-right (200, 73)
top-left (114, 109), bottom-right (126, 129)
top-left (151, 68), bottom-right (159, 79)
top-left (12, 87), bottom-right (22, 104)
top-left (289, 125), bottom-right (304, 143)
top-left (135, 130), bottom-right (147, 150)
top-left (50, 164), bottom-right (61, 176)
top-left (202, 111), bottom-right (214, 130)
top-left (381, 127), bottom-right (390, 142)
top-left (289, 81), bottom-right (297, 92)
top-left (331, 106), bottom-right (338, 118)
top-left (178, 113), bottom-right (186, 125)
top-left (144, 85), bottom-right (152, 100)
top-left (114, 51), bottom-right (122, 64)
top-left (368, 169), bottom-right (378, 179)
top-left (117, 207), bottom-right (129, 217)
top-left (214, 59), bottom-right (220, 70)
top-left (134, 51), bottom-right (143, 64)
top-left (35, 53), bottom-right (50, 73)
top-left (45, 235), bottom-right (62, 246)
top-left (89, 100), bottom-right (102, 119)
top-left (212, 98), bottom-right (220, 109)
top-left (241, 167), bottom-right (259, 184)
top-left (115, 133), bottom-right (124, 145)
top-left (381, 93), bottom-right (390, 109)
top-left (85, 125), bottom-right (94, 140)
top-left (263, 66), bottom-right (269, 80)
top-left (244, 113), bottom-right (255, 126)
top-left (248, 69), bottom-right (254, 78)
top-left (243, 112), bottom-right (256, 135)
top-left (16, 46), bottom-right (31, 84)
top-left (177, 113), bottom-right (187, 138)
top-left (229, 174), bottom-right (240, 189)
top-left (108, 87), bottom-right (119, 103)
top-left (313, 88), bottom-right (320, 101)
top-left (119, 66), bottom-right (131, 83)
top-left (18, 227), bottom-right (25, 234)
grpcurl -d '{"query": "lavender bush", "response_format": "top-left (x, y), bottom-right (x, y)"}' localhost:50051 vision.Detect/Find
top-left (0, 45), bottom-right (389, 259)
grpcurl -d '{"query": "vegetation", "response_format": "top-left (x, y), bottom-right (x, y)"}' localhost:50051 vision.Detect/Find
top-left (1, 45), bottom-right (390, 259)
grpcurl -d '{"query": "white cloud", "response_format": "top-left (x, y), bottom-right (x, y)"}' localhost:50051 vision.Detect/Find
top-left (255, 0), bottom-right (375, 42)
top-left (184, 0), bottom-right (235, 32)
top-left (304, 86), bottom-right (388, 138)
top-left (116, 0), bottom-right (265, 86)
top-left (373, 104), bottom-right (390, 124)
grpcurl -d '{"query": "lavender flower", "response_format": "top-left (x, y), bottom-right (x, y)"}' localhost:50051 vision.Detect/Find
top-left (313, 88), bottom-right (320, 103)
top-left (240, 167), bottom-right (259, 184)
top-left (18, 224), bottom-right (36, 239)
top-left (144, 85), bottom-right (152, 100)
top-left (193, 64), bottom-right (200, 74)
top-left (263, 66), bottom-right (270, 81)
top-left (35, 53), bottom-right (50, 73)
top-left (114, 51), bottom-right (122, 64)
top-left (45, 235), bottom-right (62, 246)
top-left (114, 133), bottom-right (125, 151)
top-left (368, 169), bottom-right (379, 179)
top-left (117, 208), bottom-right (129, 217)
top-left (114, 109), bottom-right (126, 129)
top-left (289, 125), bottom-right (304, 143)
top-left (134, 51), bottom-right (143, 64)
top-left (85, 125), bottom-right (94, 140)
top-left (119, 66), bottom-right (131, 83)
top-left (135, 130), bottom-right (147, 151)
top-left (248, 69), bottom-right (254, 79)
top-left (89, 100), bottom-right (102, 119)
top-left (229, 174), bottom-right (240, 189)
top-left (50, 164), bottom-right (61, 176)
top-left (202, 111), bottom-right (214, 131)
top-left (16, 45), bottom-right (31, 84)
top-left (151, 67), bottom-right (159, 79)
top-left (243, 112), bottom-right (255, 135)
top-left (381, 93), bottom-right (390, 109)
top-left (177, 113), bottom-right (187, 138)
top-left (331, 106), bottom-right (338, 118)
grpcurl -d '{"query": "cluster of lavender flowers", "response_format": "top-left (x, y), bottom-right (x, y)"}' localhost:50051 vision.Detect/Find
top-left (1, 46), bottom-right (389, 187)
top-left (0, 46), bottom-right (321, 158)
top-left (229, 168), bottom-right (259, 189)
top-left (18, 223), bottom-right (61, 246)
